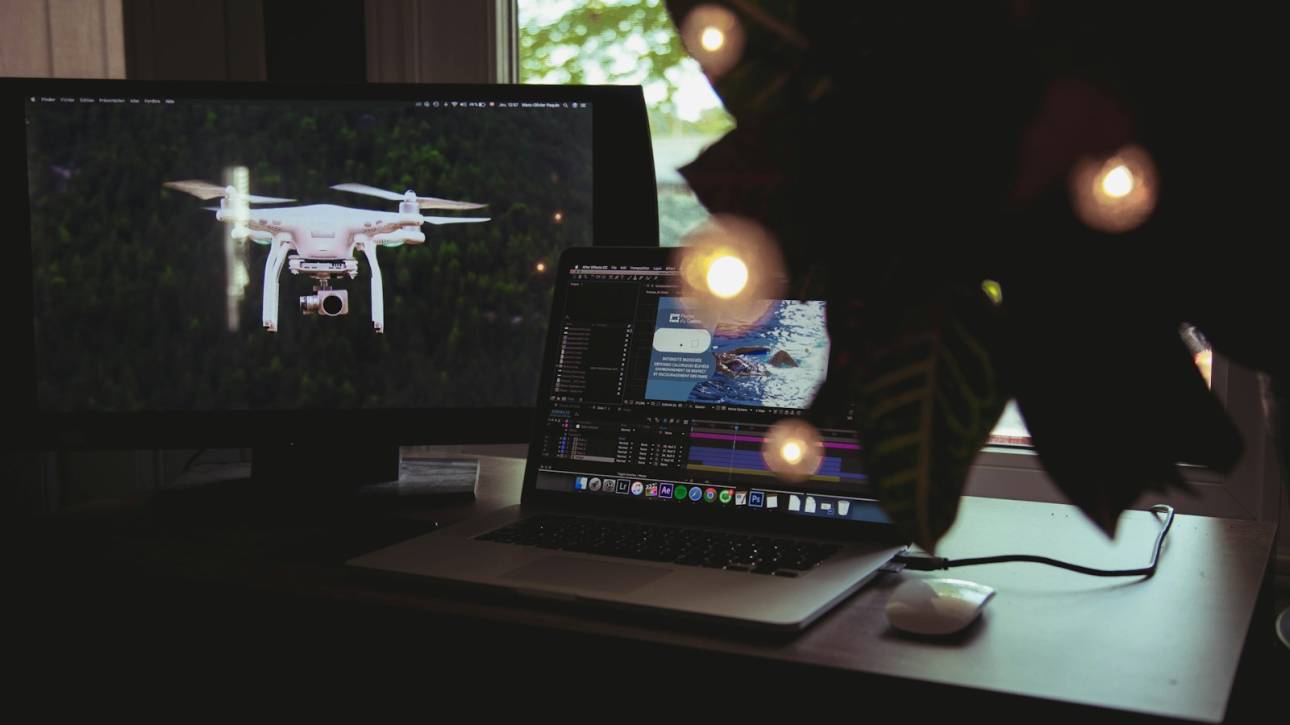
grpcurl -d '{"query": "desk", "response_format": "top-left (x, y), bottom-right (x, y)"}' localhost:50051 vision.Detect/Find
top-left (15, 452), bottom-right (1278, 720)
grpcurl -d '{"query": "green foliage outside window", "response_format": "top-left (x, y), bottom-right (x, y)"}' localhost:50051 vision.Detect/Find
top-left (519, 0), bottom-right (733, 137)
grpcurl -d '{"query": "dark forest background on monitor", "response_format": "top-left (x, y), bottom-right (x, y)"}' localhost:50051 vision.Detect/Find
top-left (26, 100), bottom-right (592, 412)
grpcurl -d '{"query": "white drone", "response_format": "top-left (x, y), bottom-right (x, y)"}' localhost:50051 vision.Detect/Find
top-left (163, 180), bottom-right (489, 333)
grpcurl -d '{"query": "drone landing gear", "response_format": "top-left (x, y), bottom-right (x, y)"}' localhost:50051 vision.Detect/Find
top-left (262, 239), bottom-right (291, 332)
top-left (359, 241), bottom-right (385, 334)
top-left (262, 243), bottom-right (385, 333)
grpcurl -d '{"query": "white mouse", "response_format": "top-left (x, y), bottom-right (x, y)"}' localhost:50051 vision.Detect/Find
top-left (885, 577), bottom-right (996, 635)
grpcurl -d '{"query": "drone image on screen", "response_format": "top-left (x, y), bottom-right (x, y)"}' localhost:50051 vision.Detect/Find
top-left (164, 180), bottom-right (490, 333)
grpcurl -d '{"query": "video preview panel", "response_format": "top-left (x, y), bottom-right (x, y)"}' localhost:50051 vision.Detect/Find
top-left (25, 96), bottom-right (592, 411)
top-left (645, 297), bottom-right (830, 410)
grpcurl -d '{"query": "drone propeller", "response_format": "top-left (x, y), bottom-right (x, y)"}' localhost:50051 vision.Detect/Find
top-left (422, 215), bottom-right (491, 225)
top-left (163, 179), bottom-right (294, 204)
top-left (330, 182), bottom-right (486, 210)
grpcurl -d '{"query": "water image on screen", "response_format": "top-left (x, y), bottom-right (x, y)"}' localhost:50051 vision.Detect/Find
top-left (645, 298), bottom-right (829, 409)
top-left (26, 98), bottom-right (592, 412)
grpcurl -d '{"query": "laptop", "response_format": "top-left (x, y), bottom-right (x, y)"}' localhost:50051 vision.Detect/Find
top-left (349, 246), bottom-right (906, 631)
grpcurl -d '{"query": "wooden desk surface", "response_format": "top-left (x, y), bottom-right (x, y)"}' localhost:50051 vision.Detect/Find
top-left (26, 452), bottom-right (1277, 721)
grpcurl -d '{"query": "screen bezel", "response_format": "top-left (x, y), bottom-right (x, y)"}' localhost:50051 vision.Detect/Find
top-left (520, 246), bottom-right (901, 541)
top-left (3, 77), bottom-right (658, 449)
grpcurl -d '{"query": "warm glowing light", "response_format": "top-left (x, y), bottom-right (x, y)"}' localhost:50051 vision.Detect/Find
top-left (681, 4), bottom-right (745, 78)
top-left (762, 418), bottom-right (824, 482)
top-left (535, 261), bottom-right (547, 273)
top-left (700, 26), bottom-right (725, 52)
top-left (705, 254), bottom-right (749, 299)
top-left (552, 211), bottom-right (564, 223)
top-left (1100, 164), bottom-right (1134, 199)
top-left (673, 215), bottom-right (785, 324)
top-left (1070, 145), bottom-right (1158, 233)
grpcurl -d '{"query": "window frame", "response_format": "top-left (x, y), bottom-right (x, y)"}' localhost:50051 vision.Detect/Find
top-left (365, 0), bottom-right (517, 84)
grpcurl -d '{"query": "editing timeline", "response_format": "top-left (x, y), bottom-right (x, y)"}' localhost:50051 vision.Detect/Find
top-left (543, 413), bottom-right (689, 469)
top-left (543, 414), bottom-right (866, 491)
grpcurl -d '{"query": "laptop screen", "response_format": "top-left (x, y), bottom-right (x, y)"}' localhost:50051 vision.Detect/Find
top-left (530, 253), bottom-right (889, 525)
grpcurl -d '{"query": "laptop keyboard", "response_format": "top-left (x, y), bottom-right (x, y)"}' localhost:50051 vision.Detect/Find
top-left (476, 514), bottom-right (841, 577)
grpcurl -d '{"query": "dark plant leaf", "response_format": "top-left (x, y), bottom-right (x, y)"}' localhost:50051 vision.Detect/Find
top-left (1004, 269), bottom-right (1242, 536)
top-left (678, 122), bottom-right (795, 224)
top-left (852, 285), bottom-right (1007, 551)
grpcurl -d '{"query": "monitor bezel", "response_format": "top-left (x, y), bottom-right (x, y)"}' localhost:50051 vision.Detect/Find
top-left (3, 77), bottom-right (658, 450)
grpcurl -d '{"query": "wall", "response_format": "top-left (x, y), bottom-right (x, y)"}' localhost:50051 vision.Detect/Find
top-left (121, 0), bottom-right (265, 81)
top-left (365, 0), bottom-right (513, 83)
top-left (1, 0), bottom-right (126, 78)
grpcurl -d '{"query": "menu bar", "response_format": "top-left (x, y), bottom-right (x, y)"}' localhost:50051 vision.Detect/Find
top-left (29, 96), bottom-right (174, 105)
top-left (27, 97), bottom-right (590, 111)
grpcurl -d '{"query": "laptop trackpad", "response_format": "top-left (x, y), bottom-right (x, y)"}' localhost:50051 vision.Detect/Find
top-left (500, 556), bottom-right (671, 593)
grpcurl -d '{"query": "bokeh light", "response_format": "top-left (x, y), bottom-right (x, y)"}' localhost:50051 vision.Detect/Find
top-left (680, 4), bottom-right (746, 79)
top-left (673, 214), bottom-right (787, 325)
top-left (1070, 145), bottom-right (1158, 233)
top-left (705, 254), bottom-right (748, 298)
top-left (762, 418), bottom-right (824, 482)
top-left (700, 26), bottom-right (725, 52)
top-left (780, 440), bottom-right (803, 465)
top-left (1100, 164), bottom-right (1134, 198)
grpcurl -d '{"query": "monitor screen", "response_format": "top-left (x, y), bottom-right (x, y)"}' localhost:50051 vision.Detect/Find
top-left (527, 252), bottom-right (889, 527)
top-left (6, 79), bottom-right (657, 447)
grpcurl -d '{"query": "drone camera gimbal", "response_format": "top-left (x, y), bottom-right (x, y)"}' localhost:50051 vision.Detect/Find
top-left (300, 288), bottom-right (349, 317)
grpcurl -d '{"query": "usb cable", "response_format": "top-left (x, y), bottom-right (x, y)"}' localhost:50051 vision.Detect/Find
top-left (893, 504), bottom-right (1175, 578)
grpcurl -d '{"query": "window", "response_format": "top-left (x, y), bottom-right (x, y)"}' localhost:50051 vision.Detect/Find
top-left (519, 0), bottom-right (733, 246)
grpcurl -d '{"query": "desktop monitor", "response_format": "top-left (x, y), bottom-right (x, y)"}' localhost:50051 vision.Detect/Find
top-left (4, 78), bottom-right (657, 480)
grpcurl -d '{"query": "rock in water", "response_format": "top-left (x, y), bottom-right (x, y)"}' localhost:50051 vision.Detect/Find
top-left (770, 350), bottom-right (799, 368)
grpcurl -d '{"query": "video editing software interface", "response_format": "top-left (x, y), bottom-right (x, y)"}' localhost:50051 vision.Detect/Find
top-left (25, 91), bottom-right (592, 412)
top-left (534, 264), bottom-right (889, 524)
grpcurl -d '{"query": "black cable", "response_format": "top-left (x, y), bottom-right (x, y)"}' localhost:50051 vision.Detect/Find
top-left (178, 448), bottom-right (208, 475)
top-left (896, 504), bottom-right (1175, 578)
